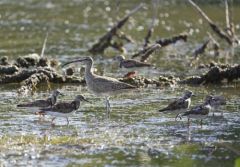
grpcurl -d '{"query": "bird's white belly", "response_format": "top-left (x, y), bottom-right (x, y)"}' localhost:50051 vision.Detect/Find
top-left (21, 107), bottom-right (40, 113)
top-left (45, 111), bottom-right (74, 117)
top-left (188, 114), bottom-right (208, 119)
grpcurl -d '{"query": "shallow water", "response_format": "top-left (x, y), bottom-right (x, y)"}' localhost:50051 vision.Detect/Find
top-left (0, 0), bottom-right (240, 166)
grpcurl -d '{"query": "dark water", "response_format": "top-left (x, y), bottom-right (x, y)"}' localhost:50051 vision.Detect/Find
top-left (0, 0), bottom-right (240, 166)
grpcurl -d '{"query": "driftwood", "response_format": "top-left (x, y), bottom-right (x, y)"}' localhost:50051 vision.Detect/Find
top-left (14, 54), bottom-right (41, 68)
top-left (143, 27), bottom-right (154, 48)
top-left (143, 0), bottom-right (158, 48)
top-left (0, 56), bottom-right (10, 66)
top-left (132, 33), bottom-right (187, 61)
top-left (208, 32), bottom-right (220, 56)
top-left (156, 33), bottom-right (188, 47)
top-left (18, 73), bottom-right (50, 93)
top-left (188, 0), bottom-right (233, 45)
top-left (120, 75), bottom-right (177, 88)
top-left (131, 44), bottom-right (160, 60)
top-left (0, 65), bottom-right (19, 75)
top-left (115, 31), bottom-right (134, 43)
top-left (0, 66), bottom-right (85, 93)
top-left (140, 44), bottom-right (161, 62)
top-left (0, 69), bottom-right (37, 84)
top-left (180, 64), bottom-right (240, 85)
top-left (88, 4), bottom-right (143, 54)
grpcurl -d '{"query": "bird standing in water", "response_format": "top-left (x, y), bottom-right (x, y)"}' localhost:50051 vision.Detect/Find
top-left (62, 56), bottom-right (136, 117)
top-left (181, 96), bottom-right (213, 127)
top-left (158, 90), bottom-right (194, 120)
top-left (39, 95), bottom-right (89, 125)
top-left (17, 90), bottom-right (63, 113)
top-left (204, 95), bottom-right (226, 116)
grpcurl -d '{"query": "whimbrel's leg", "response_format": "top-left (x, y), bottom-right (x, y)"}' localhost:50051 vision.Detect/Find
top-left (66, 117), bottom-right (69, 125)
top-left (200, 119), bottom-right (203, 128)
top-left (105, 97), bottom-right (111, 117)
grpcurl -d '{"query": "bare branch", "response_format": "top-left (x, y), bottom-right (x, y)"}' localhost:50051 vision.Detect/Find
top-left (188, 0), bottom-right (233, 45)
top-left (40, 32), bottom-right (49, 58)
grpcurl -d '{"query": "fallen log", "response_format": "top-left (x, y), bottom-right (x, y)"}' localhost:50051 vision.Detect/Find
top-left (156, 33), bottom-right (188, 47)
top-left (180, 64), bottom-right (240, 85)
top-left (0, 65), bottom-right (19, 75)
top-left (131, 33), bottom-right (187, 61)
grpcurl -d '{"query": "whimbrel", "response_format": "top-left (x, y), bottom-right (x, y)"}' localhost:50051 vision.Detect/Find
top-left (181, 96), bottom-right (213, 127)
top-left (39, 95), bottom-right (89, 125)
top-left (114, 55), bottom-right (152, 68)
top-left (158, 90), bottom-right (194, 120)
top-left (205, 95), bottom-right (226, 116)
top-left (17, 90), bottom-right (62, 111)
top-left (62, 56), bottom-right (136, 117)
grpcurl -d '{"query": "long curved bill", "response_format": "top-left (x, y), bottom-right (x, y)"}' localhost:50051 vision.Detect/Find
top-left (59, 92), bottom-right (64, 96)
top-left (83, 98), bottom-right (91, 103)
top-left (61, 58), bottom-right (86, 67)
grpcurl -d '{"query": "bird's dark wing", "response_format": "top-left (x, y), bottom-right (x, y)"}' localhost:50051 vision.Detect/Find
top-left (40, 103), bottom-right (74, 113)
top-left (17, 99), bottom-right (51, 108)
top-left (123, 60), bottom-right (151, 68)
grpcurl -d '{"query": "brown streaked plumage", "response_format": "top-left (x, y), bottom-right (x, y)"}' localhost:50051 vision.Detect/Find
top-left (62, 56), bottom-right (136, 117)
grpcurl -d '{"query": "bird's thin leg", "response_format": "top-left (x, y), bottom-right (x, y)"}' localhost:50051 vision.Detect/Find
top-left (105, 97), bottom-right (108, 111)
top-left (200, 119), bottom-right (203, 128)
top-left (175, 113), bottom-right (182, 121)
top-left (51, 117), bottom-right (56, 125)
top-left (105, 97), bottom-right (110, 118)
top-left (212, 111), bottom-right (215, 117)
top-left (66, 117), bottom-right (69, 125)
top-left (187, 118), bottom-right (191, 127)
top-left (106, 97), bottom-right (111, 118)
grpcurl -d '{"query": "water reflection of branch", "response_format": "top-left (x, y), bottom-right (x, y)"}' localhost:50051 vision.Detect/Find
top-left (215, 142), bottom-right (240, 156)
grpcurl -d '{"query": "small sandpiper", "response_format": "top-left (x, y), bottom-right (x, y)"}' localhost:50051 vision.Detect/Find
top-left (205, 95), bottom-right (226, 116)
top-left (39, 95), bottom-right (89, 125)
top-left (114, 55), bottom-right (152, 69)
top-left (181, 96), bottom-right (213, 127)
top-left (158, 90), bottom-right (194, 120)
top-left (17, 90), bottom-right (63, 113)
